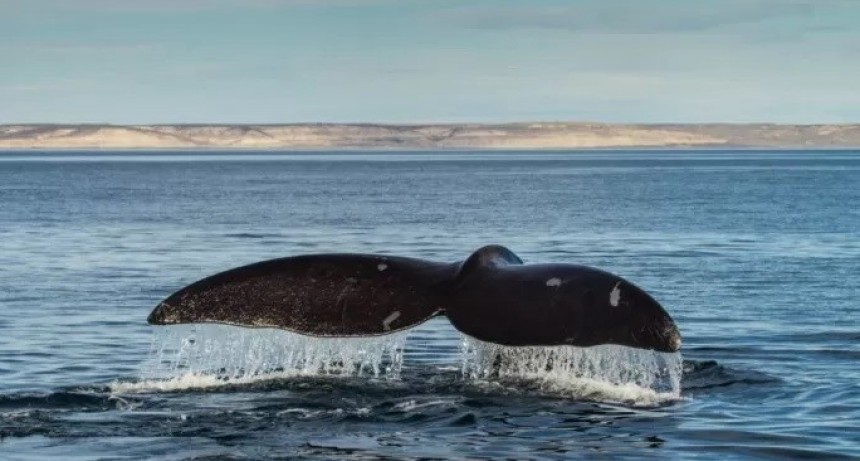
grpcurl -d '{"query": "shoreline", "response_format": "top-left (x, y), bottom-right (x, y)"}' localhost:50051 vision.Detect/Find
top-left (2, 123), bottom-right (860, 150)
top-left (2, 146), bottom-right (860, 153)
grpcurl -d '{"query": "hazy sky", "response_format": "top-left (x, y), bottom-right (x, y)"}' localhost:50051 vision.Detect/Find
top-left (2, 0), bottom-right (858, 123)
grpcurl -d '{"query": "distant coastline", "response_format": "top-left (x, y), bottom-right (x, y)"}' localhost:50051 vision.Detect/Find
top-left (2, 123), bottom-right (860, 150)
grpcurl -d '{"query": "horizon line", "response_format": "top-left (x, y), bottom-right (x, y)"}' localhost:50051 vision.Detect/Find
top-left (3, 121), bottom-right (860, 127)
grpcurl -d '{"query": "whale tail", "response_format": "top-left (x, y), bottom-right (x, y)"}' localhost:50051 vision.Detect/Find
top-left (148, 246), bottom-right (681, 352)
top-left (147, 253), bottom-right (451, 336)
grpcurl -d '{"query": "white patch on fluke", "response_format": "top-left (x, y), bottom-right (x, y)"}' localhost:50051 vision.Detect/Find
top-left (377, 263), bottom-right (388, 271)
top-left (382, 311), bottom-right (400, 331)
top-left (546, 278), bottom-right (562, 287)
top-left (609, 282), bottom-right (622, 307)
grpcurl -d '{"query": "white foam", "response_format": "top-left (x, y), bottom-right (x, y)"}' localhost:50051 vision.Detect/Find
top-left (112, 325), bottom-right (407, 393)
top-left (460, 338), bottom-right (683, 406)
top-left (392, 399), bottom-right (455, 412)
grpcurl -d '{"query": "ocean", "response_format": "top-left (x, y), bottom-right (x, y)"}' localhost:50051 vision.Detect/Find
top-left (0, 150), bottom-right (858, 460)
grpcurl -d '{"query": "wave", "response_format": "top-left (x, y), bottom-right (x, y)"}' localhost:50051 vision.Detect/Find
top-left (0, 391), bottom-right (116, 411)
top-left (0, 325), bottom-right (775, 411)
top-left (0, 358), bottom-right (771, 416)
top-left (682, 360), bottom-right (779, 390)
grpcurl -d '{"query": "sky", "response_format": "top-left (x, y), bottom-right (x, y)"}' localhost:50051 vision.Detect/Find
top-left (1, 0), bottom-right (859, 124)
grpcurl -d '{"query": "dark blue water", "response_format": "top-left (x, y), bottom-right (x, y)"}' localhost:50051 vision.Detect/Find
top-left (1, 150), bottom-right (858, 460)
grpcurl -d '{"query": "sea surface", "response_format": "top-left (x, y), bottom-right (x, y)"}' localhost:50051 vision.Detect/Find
top-left (0, 150), bottom-right (858, 460)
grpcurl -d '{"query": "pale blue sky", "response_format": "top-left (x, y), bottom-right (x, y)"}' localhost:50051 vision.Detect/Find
top-left (1, 0), bottom-right (858, 123)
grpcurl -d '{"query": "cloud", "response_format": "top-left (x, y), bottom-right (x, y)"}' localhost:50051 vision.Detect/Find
top-left (0, 79), bottom-right (97, 93)
top-left (0, 42), bottom-right (158, 54)
top-left (441, 0), bottom-right (835, 34)
top-left (9, 0), bottom-right (399, 13)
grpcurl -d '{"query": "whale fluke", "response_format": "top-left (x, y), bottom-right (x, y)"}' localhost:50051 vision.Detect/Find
top-left (148, 254), bottom-right (450, 336)
top-left (149, 246), bottom-right (682, 352)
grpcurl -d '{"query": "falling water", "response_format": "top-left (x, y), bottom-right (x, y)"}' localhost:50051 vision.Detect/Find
top-left (460, 337), bottom-right (684, 405)
top-left (115, 324), bottom-right (683, 404)
top-left (113, 325), bottom-right (408, 392)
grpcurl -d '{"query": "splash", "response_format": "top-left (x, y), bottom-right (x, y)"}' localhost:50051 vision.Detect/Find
top-left (113, 325), bottom-right (683, 405)
top-left (113, 325), bottom-right (407, 392)
top-left (460, 337), bottom-right (683, 406)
